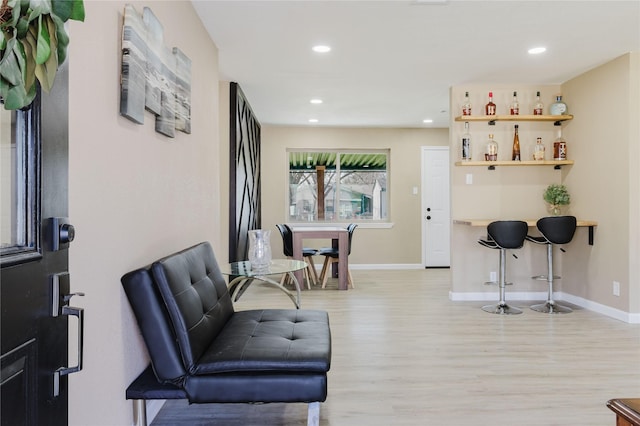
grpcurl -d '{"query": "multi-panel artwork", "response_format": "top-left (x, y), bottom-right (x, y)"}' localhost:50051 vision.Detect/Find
top-left (120, 5), bottom-right (191, 137)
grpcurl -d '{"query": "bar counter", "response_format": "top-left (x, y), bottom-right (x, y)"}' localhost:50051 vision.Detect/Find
top-left (453, 219), bottom-right (598, 245)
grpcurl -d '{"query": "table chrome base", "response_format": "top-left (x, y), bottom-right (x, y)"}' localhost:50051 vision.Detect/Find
top-left (530, 302), bottom-right (572, 314)
top-left (482, 303), bottom-right (523, 315)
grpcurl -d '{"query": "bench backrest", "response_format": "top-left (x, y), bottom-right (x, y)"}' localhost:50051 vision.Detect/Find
top-left (151, 242), bottom-right (234, 373)
top-left (122, 242), bottom-right (234, 382)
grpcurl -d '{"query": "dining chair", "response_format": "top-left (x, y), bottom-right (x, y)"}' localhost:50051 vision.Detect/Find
top-left (275, 224), bottom-right (318, 289)
top-left (318, 223), bottom-right (357, 289)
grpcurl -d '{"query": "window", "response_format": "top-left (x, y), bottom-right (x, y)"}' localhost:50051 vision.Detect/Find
top-left (1, 97), bottom-right (41, 265)
top-left (287, 150), bottom-right (389, 223)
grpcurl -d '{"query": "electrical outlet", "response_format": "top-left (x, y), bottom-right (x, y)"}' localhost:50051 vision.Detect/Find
top-left (490, 271), bottom-right (497, 282)
top-left (465, 174), bottom-right (473, 185)
top-left (613, 281), bottom-right (620, 296)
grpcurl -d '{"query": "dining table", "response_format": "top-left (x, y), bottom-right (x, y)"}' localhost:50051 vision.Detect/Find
top-left (290, 226), bottom-right (350, 290)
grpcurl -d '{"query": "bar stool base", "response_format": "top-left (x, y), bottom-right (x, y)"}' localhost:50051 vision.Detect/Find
top-left (531, 302), bottom-right (572, 314)
top-left (482, 303), bottom-right (522, 315)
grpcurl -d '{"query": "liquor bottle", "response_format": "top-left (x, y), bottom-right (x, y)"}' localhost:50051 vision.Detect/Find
top-left (550, 95), bottom-right (568, 115)
top-left (553, 129), bottom-right (567, 160)
top-left (461, 122), bottom-right (472, 161)
top-left (533, 91), bottom-right (544, 115)
top-left (462, 91), bottom-right (471, 116)
top-left (485, 134), bottom-right (498, 161)
top-left (533, 137), bottom-right (545, 160)
top-left (512, 125), bottom-right (521, 161)
top-left (485, 91), bottom-right (496, 116)
top-left (509, 91), bottom-right (519, 115)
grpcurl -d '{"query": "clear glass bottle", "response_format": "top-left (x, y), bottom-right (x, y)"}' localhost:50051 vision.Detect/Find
top-left (509, 91), bottom-right (519, 115)
top-left (462, 91), bottom-right (471, 116)
top-left (485, 91), bottom-right (496, 116)
top-left (512, 125), bottom-right (521, 160)
top-left (550, 95), bottom-right (568, 115)
top-left (553, 129), bottom-right (567, 160)
top-left (461, 121), bottom-right (472, 161)
top-left (485, 134), bottom-right (498, 161)
top-left (533, 137), bottom-right (545, 160)
top-left (533, 91), bottom-right (544, 115)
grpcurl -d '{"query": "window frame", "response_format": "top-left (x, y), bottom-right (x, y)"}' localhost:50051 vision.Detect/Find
top-left (1, 96), bottom-right (42, 267)
top-left (286, 148), bottom-right (390, 224)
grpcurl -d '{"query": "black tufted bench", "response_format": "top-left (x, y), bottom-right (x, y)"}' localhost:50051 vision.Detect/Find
top-left (121, 242), bottom-right (331, 426)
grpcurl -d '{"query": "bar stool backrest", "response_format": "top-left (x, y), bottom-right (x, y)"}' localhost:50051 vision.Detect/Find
top-left (536, 216), bottom-right (577, 245)
top-left (487, 220), bottom-right (529, 249)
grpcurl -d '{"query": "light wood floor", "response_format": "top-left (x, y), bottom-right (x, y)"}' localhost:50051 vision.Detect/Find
top-left (151, 268), bottom-right (640, 425)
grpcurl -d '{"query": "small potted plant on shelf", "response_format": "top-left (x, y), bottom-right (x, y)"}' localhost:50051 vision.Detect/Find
top-left (543, 184), bottom-right (570, 215)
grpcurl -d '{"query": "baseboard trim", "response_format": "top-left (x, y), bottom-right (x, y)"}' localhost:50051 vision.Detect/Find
top-left (349, 263), bottom-right (425, 270)
top-left (449, 290), bottom-right (640, 324)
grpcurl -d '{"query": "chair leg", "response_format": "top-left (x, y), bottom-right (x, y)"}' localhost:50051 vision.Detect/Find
top-left (303, 266), bottom-right (311, 290)
top-left (306, 256), bottom-right (319, 285)
top-left (307, 402), bottom-right (320, 426)
top-left (531, 244), bottom-right (572, 314)
top-left (482, 248), bottom-right (522, 315)
top-left (132, 400), bottom-right (148, 426)
top-left (320, 257), bottom-right (331, 288)
top-left (347, 268), bottom-right (354, 288)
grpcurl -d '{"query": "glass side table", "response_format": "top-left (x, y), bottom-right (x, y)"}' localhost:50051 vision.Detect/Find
top-left (220, 259), bottom-right (307, 308)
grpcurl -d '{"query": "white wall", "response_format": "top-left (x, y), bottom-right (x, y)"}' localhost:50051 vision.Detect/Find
top-left (67, 1), bottom-right (220, 424)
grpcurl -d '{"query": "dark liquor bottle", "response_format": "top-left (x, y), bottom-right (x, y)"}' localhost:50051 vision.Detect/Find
top-left (510, 91), bottom-right (519, 115)
top-left (485, 91), bottom-right (496, 116)
top-left (512, 125), bottom-right (521, 161)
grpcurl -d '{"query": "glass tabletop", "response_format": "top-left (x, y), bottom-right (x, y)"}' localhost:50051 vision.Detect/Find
top-left (220, 259), bottom-right (307, 277)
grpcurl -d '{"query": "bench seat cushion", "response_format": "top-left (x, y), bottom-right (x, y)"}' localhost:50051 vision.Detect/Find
top-left (193, 309), bottom-right (331, 375)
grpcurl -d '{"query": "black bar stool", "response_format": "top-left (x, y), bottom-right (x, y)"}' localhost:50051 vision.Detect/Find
top-left (526, 216), bottom-right (577, 314)
top-left (477, 220), bottom-right (529, 315)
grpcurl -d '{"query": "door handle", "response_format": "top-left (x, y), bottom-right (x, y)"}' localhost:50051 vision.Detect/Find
top-left (426, 216), bottom-right (431, 220)
top-left (51, 274), bottom-right (84, 396)
top-left (57, 304), bottom-right (84, 376)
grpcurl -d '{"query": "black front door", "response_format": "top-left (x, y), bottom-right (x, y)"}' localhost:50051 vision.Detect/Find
top-left (1, 63), bottom-right (81, 426)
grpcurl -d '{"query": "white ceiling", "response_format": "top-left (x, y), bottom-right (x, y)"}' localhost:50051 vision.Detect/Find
top-left (192, 0), bottom-right (640, 128)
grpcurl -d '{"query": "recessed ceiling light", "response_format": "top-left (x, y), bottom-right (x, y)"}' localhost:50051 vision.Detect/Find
top-left (423, 119), bottom-right (433, 124)
top-left (308, 118), bottom-right (319, 123)
top-left (312, 45), bottom-right (331, 53)
top-left (310, 99), bottom-right (323, 104)
top-left (528, 46), bottom-right (547, 55)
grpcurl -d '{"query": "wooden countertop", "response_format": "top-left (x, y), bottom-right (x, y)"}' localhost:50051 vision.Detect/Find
top-left (453, 218), bottom-right (598, 245)
top-left (607, 399), bottom-right (640, 426)
top-left (453, 219), bottom-right (597, 227)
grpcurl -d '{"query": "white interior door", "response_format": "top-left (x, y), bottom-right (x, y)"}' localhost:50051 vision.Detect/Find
top-left (421, 146), bottom-right (450, 267)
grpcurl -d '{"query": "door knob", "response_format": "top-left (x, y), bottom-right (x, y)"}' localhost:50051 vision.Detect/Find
top-left (426, 216), bottom-right (431, 220)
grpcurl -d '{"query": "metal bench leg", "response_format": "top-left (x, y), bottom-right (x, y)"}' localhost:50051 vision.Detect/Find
top-left (132, 399), bottom-right (148, 426)
top-left (307, 402), bottom-right (320, 426)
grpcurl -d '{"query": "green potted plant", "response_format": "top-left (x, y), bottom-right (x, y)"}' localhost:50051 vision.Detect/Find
top-left (543, 184), bottom-right (570, 215)
top-left (0, 0), bottom-right (85, 110)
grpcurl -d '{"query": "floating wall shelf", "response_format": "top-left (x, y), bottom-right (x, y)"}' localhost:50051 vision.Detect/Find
top-left (454, 114), bottom-right (573, 126)
top-left (454, 160), bottom-right (574, 170)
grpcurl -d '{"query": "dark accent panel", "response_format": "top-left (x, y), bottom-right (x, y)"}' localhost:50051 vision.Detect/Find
top-left (229, 83), bottom-right (261, 263)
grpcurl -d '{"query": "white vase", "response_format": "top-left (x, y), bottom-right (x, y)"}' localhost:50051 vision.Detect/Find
top-left (248, 229), bottom-right (272, 271)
